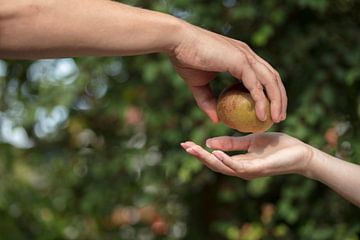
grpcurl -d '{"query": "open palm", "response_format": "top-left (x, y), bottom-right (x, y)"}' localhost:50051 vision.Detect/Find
top-left (181, 133), bottom-right (312, 179)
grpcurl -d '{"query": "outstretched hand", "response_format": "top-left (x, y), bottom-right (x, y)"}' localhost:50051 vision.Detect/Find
top-left (180, 133), bottom-right (312, 179)
top-left (170, 23), bottom-right (287, 123)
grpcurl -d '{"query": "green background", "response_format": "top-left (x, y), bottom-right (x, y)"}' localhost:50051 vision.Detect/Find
top-left (0, 0), bottom-right (359, 239)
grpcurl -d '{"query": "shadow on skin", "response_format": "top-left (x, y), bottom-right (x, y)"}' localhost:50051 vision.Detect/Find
top-left (247, 133), bottom-right (281, 155)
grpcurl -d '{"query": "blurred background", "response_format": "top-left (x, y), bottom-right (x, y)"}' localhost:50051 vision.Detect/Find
top-left (0, 0), bottom-right (360, 239)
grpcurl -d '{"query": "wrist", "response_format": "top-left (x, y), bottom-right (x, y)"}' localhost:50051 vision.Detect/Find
top-left (294, 144), bottom-right (315, 178)
top-left (300, 145), bottom-right (322, 180)
top-left (157, 14), bottom-right (188, 55)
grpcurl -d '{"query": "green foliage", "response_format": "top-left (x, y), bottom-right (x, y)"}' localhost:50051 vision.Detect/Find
top-left (1, 0), bottom-right (360, 239)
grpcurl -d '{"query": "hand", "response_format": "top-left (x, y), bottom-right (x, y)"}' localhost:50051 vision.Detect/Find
top-left (180, 133), bottom-right (312, 179)
top-left (170, 23), bottom-right (287, 123)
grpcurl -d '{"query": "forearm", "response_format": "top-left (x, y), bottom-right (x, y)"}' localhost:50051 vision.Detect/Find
top-left (305, 147), bottom-right (360, 207)
top-left (0, 0), bottom-right (182, 59)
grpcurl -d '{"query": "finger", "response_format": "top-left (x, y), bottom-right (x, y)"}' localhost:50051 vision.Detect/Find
top-left (236, 50), bottom-right (281, 122)
top-left (181, 143), bottom-right (237, 176)
top-left (189, 85), bottom-right (219, 123)
top-left (230, 65), bottom-right (268, 122)
top-left (205, 135), bottom-right (252, 151)
top-left (180, 141), bottom-right (194, 150)
top-left (247, 55), bottom-right (286, 121)
top-left (228, 39), bottom-right (285, 122)
top-left (254, 58), bottom-right (285, 122)
top-left (252, 62), bottom-right (287, 121)
top-left (212, 150), bottom-right (263, 177)
top-left (276, 73), bottom-right (287, 120)
top-left (251, 60), bottom-right (287, 121)
top-left (248, 61), bottom-right (282, 123)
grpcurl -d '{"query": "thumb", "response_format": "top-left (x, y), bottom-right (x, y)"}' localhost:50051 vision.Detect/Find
top-left (189, 84), bottom-right (219, 123)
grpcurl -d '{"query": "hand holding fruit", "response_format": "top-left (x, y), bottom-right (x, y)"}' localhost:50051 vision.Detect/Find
top-left (170, 23), bottom-right (287, 123)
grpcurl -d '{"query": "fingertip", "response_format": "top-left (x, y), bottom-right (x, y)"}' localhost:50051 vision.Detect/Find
top-left (205, 140), bottom-right (211, 149)
top-left (271, 115), bottom-right (278, 123)
top-left (270, 104), bottom-right (281, 123)
top-left (255, 104), bottom-right (266, 122)
top-left (180, 141), bottom-right (187, 146)
top-left (208, 112), bottom-right (219, 123)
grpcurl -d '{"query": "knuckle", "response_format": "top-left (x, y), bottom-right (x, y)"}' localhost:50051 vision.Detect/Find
top-left (193, 146), bottom-right (201, 152)
top-left (248, 81), bottom-right (263, 92)
top-left (283, 93), bottom-right (288, 102)
top-left (248, 56), bottom-right (257, 66)
top-left (271, 75), bottom-right (278, 84)
top-left (250, 86), bottom-right (265, 100)
top-left (238, 54), bottom-right (248, 66)
top-left (275, 71), bottom-right (281, 80)
top-left (244, 43), bottom-right (251, 51)
top-left (262, 76), bottom-right (277, 89)
top-left (239, 42), bottom-right (250, 50)
top-left (255, 81), bottom-right (264, 90)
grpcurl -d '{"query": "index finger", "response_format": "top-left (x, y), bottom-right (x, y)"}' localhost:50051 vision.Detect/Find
top-left (180, 141), bottom-right (237, 176)
top-left (230, 64), bottom-right (269, 122)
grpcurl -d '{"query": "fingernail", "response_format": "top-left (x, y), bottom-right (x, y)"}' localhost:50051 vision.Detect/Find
top-left (205, 140), bottom-right (211, 148)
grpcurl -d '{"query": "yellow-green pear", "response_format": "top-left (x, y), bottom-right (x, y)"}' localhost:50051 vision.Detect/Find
top-left (217, 83), bottom-right (273, 133)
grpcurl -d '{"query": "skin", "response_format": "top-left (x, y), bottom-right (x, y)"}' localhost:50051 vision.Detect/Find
top-left (180, 133), bottom-right (360, 207)
top-left (0, 0), bottom-right (287, 123)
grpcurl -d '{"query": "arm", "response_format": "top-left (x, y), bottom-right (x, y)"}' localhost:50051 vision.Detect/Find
top-left (307, 148), bottom-right (360, 207)
top-left (181, 133), bottom-right (360, 207)
top-left (0, 0), bottom-right (286, 123)
top-left (0, 0), bottom-right (180, 58)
